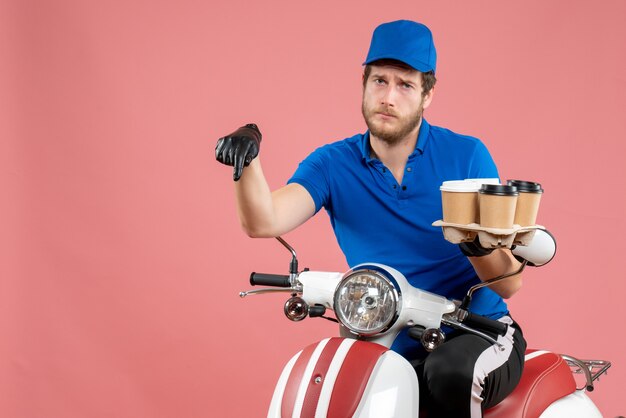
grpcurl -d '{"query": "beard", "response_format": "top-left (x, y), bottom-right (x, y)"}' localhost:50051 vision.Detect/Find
top-left (362, 100), bottom-right (423, 145)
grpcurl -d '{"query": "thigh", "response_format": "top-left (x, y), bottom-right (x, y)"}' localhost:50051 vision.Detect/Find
top-left (478, 320), bottom-right (526, 409)
top-left (419, 318), bottom-right (526, 417)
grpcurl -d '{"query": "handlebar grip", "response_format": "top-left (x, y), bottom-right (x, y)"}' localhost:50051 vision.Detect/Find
top-left (462, 313), bottom-right (508, 336)
top-left (249, 272), bottom-right (291, 287)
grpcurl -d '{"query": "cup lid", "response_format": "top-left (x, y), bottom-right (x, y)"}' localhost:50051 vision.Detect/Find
top-left (506, 179), bottom-right (544, 193)
top-left (479, 184), bottom-right (519, 196)
top-left (440, 180), bottom-right (480, 192)
top-left (465, 178), bottom-right (501, 186)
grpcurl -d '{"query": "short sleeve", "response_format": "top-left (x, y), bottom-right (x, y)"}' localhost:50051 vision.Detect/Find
top-left (468, 141), bottom-right (500, 180)
top-left (287, 146), bottom-right (331, 213)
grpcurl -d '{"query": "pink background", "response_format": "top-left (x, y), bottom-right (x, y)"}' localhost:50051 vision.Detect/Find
top-left (2, 0), bottom-right (625, 416)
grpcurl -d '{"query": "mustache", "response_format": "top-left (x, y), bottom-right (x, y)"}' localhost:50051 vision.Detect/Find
top-left (371, 106), bottom-right (398, 117)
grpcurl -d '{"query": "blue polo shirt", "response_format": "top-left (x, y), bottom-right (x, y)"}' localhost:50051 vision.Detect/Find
top-left (287, 119), bottom-right (508, 358)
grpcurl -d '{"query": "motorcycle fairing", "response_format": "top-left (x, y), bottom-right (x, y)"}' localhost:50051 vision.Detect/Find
top-left (268, 337), bottom-right (419, 418)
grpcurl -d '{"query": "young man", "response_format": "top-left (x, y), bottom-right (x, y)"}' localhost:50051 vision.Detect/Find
top-left (216, 20), bottom-right (526, 418)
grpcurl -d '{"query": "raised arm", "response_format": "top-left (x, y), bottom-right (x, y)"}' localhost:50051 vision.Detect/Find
top-left (216, 124), bottom-right (316, 238)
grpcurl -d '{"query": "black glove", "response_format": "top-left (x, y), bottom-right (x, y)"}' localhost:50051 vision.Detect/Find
top-left (215, 123), bottom-right (262, 181)
top-left (458, 237), bottom-right (494, 257)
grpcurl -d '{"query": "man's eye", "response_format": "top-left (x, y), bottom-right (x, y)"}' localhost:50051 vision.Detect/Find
top-left (374, 78), bottom-right (386, 85)
top-left (402, 83), bottom-right (413, 89)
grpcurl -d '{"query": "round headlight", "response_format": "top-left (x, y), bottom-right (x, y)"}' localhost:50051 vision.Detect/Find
top-left (333, 267), bottom-right (400, 336)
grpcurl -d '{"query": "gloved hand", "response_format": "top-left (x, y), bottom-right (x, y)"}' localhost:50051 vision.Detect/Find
top-left (215, 123), bottom-right (262, 181)
top-left (458, 237), bottom-right (494, 257)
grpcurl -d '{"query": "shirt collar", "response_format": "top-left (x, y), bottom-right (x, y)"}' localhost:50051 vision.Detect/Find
top-left (361, 118), bottom-right (431, 162)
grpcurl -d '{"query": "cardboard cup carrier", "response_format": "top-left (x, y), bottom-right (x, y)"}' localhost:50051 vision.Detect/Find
top-left (507, 180), bottom-right (543, 226)
top-left (478, 184), bottom-right (519, 229)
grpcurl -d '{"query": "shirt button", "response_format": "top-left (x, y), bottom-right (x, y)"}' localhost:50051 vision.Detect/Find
top-left (402, 186), bottom-right (407, 191)
top-left (407, 167), bottom-right (412, 172)
top-left (393, 185), bottom-right (397, 189)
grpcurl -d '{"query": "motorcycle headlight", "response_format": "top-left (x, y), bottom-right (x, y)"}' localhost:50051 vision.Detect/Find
top-left (333, 267), bottom-right (401, 336)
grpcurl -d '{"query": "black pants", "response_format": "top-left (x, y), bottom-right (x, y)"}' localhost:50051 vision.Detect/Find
top-left (411, 316), bottom-right (526, 418)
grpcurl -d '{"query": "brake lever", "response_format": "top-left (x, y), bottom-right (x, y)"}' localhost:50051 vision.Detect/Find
top-left (239, 287), bottom-right (299, 298)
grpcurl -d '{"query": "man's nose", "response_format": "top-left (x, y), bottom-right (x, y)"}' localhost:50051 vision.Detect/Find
top-left (380, 85), bottom-right (396, 107)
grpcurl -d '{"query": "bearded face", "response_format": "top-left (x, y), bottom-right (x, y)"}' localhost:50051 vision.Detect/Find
top-left (361, 65), bottom-right (429, 145)
top-left (362, 98), bottom-right (424, 145)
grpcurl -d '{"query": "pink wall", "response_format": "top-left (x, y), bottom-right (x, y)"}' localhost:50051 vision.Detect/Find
top-left (2, 0), bottom-right (625, 416)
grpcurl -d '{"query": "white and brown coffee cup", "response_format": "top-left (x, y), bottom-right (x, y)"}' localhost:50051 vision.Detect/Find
top-left (440, 180), bottom-right (481, 224)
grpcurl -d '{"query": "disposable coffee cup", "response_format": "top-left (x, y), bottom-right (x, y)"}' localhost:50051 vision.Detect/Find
top-left (478, 184), bottom-right (519, 229)
top-left (507, 180), bottom-right (543, 226)
top-left (440, 180), bottom-right (480, 224)
top-left (465, 178), bottom-right (501, 187)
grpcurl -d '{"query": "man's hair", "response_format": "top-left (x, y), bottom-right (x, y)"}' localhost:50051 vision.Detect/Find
top-left (363, 59), bottom-right (437, 97)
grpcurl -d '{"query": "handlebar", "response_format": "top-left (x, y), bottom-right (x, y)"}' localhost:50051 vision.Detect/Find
top-left (460, 312), bottom-right (508, 336)
top-left (249, 272), bottom-right (291, 287)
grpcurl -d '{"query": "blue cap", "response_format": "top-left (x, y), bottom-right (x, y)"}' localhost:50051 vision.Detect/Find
top-left (364, 20), bottom-right (437, 73)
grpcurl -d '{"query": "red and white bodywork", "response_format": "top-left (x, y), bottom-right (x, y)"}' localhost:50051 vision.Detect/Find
top-left (268, 338), bottom-right (417, 418)
top-left (269, 341), bottom-right (603, 418)
top-left (486, 350), bottom-right (603, 418)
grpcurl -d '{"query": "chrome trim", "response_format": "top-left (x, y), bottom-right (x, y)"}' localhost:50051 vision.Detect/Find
top-left (561, 354), bottom-right (612, 392)
top-left (275, 236), bottom-right (299, 286)
top-left (284, 296), bottom-right (309, 321)
top-left (420, 328), bottom-right (446, 352)
top-left (276, 236), bottom-right (297, 260)
top-left (239, 287), bottom-right (298, 298)
top-left (464, 261), bottom-right (527, 303)
top-left (333, 265), bottom-right (402, 337)
top-left (348, 264), bottom-right (403, 299)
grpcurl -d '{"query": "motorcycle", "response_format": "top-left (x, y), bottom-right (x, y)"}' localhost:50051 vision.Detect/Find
top-left (239, 231), bottom-right (611, 417)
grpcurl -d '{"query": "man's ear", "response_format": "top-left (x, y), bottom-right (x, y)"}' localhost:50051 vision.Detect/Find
top-left (422, 86), bottom-right (435, 110)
